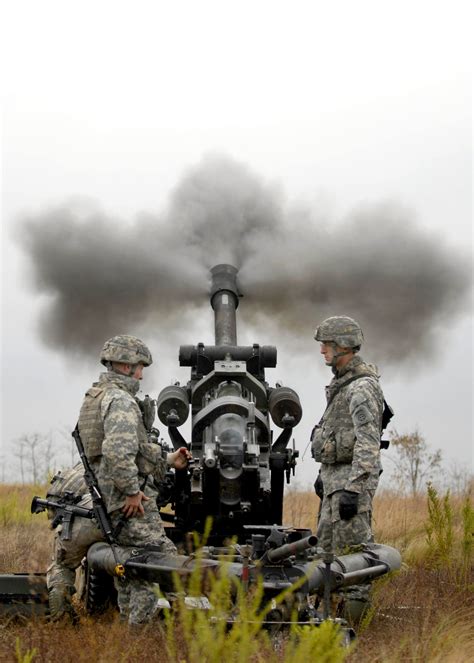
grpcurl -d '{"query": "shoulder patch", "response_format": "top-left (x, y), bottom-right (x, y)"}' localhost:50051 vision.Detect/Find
top-left (352, 403), bottom-right (374, 425)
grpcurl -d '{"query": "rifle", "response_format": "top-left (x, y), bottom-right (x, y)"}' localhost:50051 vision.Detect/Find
top-left (72, 425), bottom-right (125, 577)
top-left (31, 495), bottom-right (94, 541)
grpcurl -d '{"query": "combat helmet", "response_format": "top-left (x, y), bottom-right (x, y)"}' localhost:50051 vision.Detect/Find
top-left (100, 335), bottom-right (153, 366)
top-left (314, 316), bottom-right (364, 349)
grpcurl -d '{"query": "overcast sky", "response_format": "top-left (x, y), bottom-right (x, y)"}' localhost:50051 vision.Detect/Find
top-left (1, 0), bottom-right (472, 488)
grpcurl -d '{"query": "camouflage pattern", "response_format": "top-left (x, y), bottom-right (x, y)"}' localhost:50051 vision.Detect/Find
top-left (317, 488), bottom-right (375, 622)
top-left (46, 463), bottom-right (88, 503)
top-left (311, 355), bottom-right (383, 497)
top-left (314, 316), bottom-right (364, 349)
top-left (77, 385), bottom-right (108, 468)
top-left (78, 371), bottom-right (168, 511)
top-left (79, 368), bottom-right (175, 625)
top-left (109, 504), bottom-right (177, 625)
top-left (100, 335), bottom-right (153, 367)
top-left (46, 465), bottom-right (103, 619)
top-left (313, 354), bottom-right (384, 619)
top-left (316, 489), bottom-right (373, 552)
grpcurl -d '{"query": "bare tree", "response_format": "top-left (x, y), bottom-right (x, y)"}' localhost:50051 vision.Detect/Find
top-left (13, 437), bottom-right (26, 484)
top-left (387, 429), bottom-right (442, 496)
top-left (56, 425), bottom-right (79, 466)
top-left (445, 461), bottom-right (473, 495)
top-left (43, 431), bottom-right (56, 480)
top-left (14, 432), bottom-right (56, 484)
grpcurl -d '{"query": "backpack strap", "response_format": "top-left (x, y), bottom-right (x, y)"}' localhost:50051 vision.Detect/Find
top-left (326, 372), bottom-right (375, 408)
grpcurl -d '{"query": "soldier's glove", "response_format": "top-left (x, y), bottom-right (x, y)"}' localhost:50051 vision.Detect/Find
top-left (314, 472), bottom-right (324, 500)
top-left (339, 490), bottom-right (359, 520)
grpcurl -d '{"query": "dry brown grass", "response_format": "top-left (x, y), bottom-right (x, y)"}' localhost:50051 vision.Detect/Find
top-left (283, 488), bottom-right (435, 540)
top-left (0, 484), bottom-right (52, 574)
top-left (0, 485), bottom-right (472, 662)
top-left (284, 489), bottom-right (470, 565)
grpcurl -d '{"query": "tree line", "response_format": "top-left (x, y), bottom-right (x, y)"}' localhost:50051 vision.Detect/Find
top-left (2, 428), bottom-right (472, 495)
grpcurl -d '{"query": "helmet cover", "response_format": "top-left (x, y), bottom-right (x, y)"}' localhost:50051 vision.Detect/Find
top-left (314, 316), bottom-right (364, 348)
top-left (100, 335), bottom-right (153, 366)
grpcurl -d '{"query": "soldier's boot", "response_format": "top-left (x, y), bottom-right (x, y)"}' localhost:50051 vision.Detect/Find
top-left (48, 585), bottom-right (79, 624)
top-left (336, 584), bottom-right (372, 627)
top-left (340, 597), bottom-right (370, 626)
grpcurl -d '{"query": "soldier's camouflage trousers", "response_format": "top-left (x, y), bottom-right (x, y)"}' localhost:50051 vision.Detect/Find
top-left (317, 489), bottom-right (376, 622)
top-left (317, 489), bottom-right (374, 553)
top-left (110, 504), bottom-right (177, 626)
top-left (46, 516), bottom-right (103, 618)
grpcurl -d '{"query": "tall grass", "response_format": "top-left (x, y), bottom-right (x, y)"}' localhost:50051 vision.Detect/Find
top-left (1, 484), bottom-right (472, 661)
top-left (162, 570), bottom-right (349, 662)
top-left (0, 484), bottom-right (52, 574)
top-left (160, 520), bottom-right (349, 662)
top-left (0, 485), bottom-right (48, 527)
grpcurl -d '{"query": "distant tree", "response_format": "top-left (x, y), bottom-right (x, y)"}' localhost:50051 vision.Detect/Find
top-left (13, 437), bottom-right (26, 484)
top-left (388, 429), bottom-right (442, 496)
top-left (43, 431), bottom-right (56, 480)
top-left (446, 461), bottom-right (473, 495)
top-left (57, 425), bottom-right (79, 466)
top-left (14, 432), bottom-right (56, 484)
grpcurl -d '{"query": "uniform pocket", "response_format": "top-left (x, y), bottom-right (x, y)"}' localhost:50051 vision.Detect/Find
top-left (312, 426), bottom-right (336, 463)
top-left (335, 428), bottom-right (356, 463)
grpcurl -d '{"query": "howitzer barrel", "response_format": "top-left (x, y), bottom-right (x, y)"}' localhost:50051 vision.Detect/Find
top-left (210, 264), bottom-right (240, 346)
top-left (266, 535), bottom-right (318, 563)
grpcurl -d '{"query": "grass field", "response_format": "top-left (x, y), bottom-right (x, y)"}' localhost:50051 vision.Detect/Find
top-left (0, 484), bottom-right (472, 662)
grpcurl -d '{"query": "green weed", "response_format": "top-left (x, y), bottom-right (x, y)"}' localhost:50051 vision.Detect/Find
top-left (161, 519), bottom-right (349, 662)
top-left (460, 492), bottom-right (473, 585)
top-left (425, 483), bottom-right (454, 570)
top-left (15, 637), bottom-right (37, 663)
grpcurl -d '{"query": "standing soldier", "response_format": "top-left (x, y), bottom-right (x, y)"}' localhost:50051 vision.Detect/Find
top-left (311, 316), bottom-right (384, 623)
top-left (77, 334), bottom-right (190, 627)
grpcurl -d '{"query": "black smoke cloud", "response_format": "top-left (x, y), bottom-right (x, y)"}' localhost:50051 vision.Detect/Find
top-left (18, 154), bottom-right (471, 365)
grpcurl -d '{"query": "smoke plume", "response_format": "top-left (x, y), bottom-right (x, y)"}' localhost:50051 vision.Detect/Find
top-left (18, 154), bottom-right (471, 366)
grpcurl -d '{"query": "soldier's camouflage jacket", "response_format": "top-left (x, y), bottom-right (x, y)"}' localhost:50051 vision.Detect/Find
top-left (78, 371), bottom-right (167, 513)
top-left (311, 355), bottom-right (384, 496)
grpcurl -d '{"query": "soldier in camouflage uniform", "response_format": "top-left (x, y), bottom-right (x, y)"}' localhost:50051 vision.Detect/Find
top-left (45, 431), bottom-right (187, 621)
top-left (46, 463), bottom-right (103, 621)
top-left (77, 335), bottom-right (190, 627)
top-left (311, 316), bottom-right (384, 622)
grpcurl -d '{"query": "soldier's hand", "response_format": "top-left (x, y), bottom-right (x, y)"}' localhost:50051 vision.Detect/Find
top-left (167, 447), bottom-right (192, 470)
top-left (123, 491), bottom-right (150, 518)
top-left (339, 490), bottom-right (359, 520)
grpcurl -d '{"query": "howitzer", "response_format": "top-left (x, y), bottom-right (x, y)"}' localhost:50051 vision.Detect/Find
top-left (157, 264), bottom-right (303, 542)
top-left (1, 263), bottom-right (402, 633)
